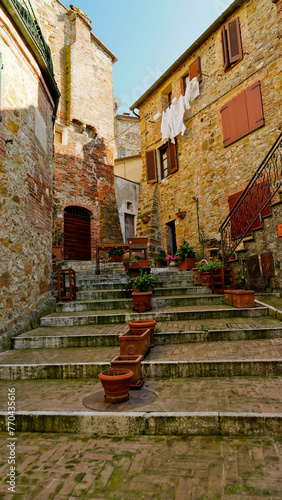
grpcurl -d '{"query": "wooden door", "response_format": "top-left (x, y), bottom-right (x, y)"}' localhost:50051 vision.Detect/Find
top-left (64, 207), bottom-right (91, 261)
top-left (124, 213), bottom-right (135, 242)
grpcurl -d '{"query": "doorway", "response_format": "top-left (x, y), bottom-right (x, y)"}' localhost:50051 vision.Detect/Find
top-left (124, 213), bottom-right (135, 242)
top-left (166, 220), bottom-right (177, 256)
top-left (64, 206), bottom-right (91, 260)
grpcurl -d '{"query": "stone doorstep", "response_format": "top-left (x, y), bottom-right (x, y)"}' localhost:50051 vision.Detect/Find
top-left (0, 359), bottom-right (281, 380)
top-left (0, 411), bottom-right (281, 436)
top-left (13, 327), bottom-right (282, 349)
top-left (40, 306), bottom-right (269, 327)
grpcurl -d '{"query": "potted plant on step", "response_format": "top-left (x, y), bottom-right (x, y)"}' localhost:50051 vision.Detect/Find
top-left (176, 240), bottom-right (196, 271)
top-left (119, 327), bottom-right (151, 359)
top-left (98, 368), bottom-right (133, 403)
top-left (128, 319), bottom-right (157, 347)
top-left (108, 246), bottom-right (125, 262)
top-left (132, 270), bottom-right (158, 312)
top-left (196, 260), bottom-right (222, 287)
top-left (154, 250), bottom-right (167, 268)
top-left (110, 354), bottom-right (144, 388)
top-left (165, 255), bottom-right (179, 267)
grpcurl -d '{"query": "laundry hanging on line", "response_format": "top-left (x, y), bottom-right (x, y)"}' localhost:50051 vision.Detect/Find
top-left (161, 77), bottom-right (200, 143)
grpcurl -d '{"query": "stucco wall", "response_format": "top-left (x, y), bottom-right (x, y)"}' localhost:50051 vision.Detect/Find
top-left (114, 176), bottom-right (140, 242)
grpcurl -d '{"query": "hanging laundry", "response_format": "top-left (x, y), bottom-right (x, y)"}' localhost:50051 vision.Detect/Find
top-left (184, 76), bottom-right (200, 109)
top-left (165, 105), bottom-right (178, 143)
top-left (161, 110), bottom-right (170, 142)
top-left (172, 94), bottom-right (186, 137)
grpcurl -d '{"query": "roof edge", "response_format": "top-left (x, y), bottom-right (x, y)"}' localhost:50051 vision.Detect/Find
top-left (130, 0), bottom-right (245, 110)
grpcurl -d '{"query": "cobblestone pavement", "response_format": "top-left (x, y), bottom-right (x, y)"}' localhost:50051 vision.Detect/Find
top-left (0, 433), bottom-right (281, 499)
top-left (0, 338), bottom-right (281, 365)
top-left (0, 377), bottom-right (281, 413)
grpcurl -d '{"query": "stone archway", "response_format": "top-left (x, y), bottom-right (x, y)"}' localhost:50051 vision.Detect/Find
top-left (64, 206), bottom-right (91, 261)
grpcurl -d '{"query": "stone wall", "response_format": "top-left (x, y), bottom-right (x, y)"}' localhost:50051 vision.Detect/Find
top-left (0, 4), bottom-right (57, 349)
top-left (115, 114), bottom-right (141, 159)
top-left (114, 176), bottom-right (140, 242)
top-left (135, 0), bottom-right (281, 264)
top-left (32, 0), bottom-right (122, 255)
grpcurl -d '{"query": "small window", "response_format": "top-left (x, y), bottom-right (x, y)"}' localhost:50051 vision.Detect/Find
top-left (168, 92), bottom-right (172, 106)
top-left (182, 57), bottom-right (202, 94)
top-left (221, 17), bottom-right (243, 71)
top-left (55, 130), bottom-right (62, 144)
top-left (160, 144), bottom-right (168, 179)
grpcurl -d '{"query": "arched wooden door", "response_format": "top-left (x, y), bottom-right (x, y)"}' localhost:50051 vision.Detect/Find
top-left (64, 206), bottom-right (91, 261)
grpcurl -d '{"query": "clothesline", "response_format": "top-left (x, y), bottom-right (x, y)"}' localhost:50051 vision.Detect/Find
top-left (154, 77), bottom-right (200, 144)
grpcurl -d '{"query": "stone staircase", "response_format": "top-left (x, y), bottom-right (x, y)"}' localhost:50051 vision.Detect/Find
top-left (0, 264), bottom-right (281, 436)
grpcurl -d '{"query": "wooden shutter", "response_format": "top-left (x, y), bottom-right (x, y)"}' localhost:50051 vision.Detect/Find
top-left (221, 91), bottom-right (249, 147)
top-left (145, 150), bottom-right (157, 183)
top-left (226, 18), bottom-right (243, 64)
top-left (189, 57), bottom-right (202, 83)
top-left (221, 27), bottom-right (229, 71)
top-left (168, 140), bottom-right (178, 174)
top-left (246, 80), bottom-right (264, 133)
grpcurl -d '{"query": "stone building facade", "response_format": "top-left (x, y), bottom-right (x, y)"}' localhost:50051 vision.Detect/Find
top-left (32, 0), bottom-right (122, 261)
top-left (131, 0), bottom-right (281, 289)
top-left (0, 0), bottom-right (60, 349)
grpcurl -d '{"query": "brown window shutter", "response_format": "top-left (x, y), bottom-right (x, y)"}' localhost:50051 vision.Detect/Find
top-left (226, 17), bottom-right (243, 64)
top-left (145, 150), bottom-right (157, 183)
top-left (189, 57), bottom-right (202, 82)
top-left (245, 80), bottom-right (265, 133)
top-left (221, 103), bottom-right (232, 147)
top-left (230, 91), bottom-right (249, 141)
top-left (168, 140), bottom-right (178, 174)
top-left (221, 27), bottom-right (229, 71)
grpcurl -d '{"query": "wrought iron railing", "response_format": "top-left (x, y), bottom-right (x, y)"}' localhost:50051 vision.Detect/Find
top-left (219, 131), bottom-right (282, 264)
top-left (10, 0), bottom-right (54, 75)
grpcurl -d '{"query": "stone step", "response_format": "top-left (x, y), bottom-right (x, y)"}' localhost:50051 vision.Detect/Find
top-left (40, 305), bottom-right (268, 327)
top-left (55, 294), bottom-right (225, 313)
top-left (0, 377), bottom-right (281, 435)
top-left (13, 326), bottom-right (282, 350)
top-left (0, 338), bottom-right (281, 379)
top-left (77, 286), bottom-right (210, 301)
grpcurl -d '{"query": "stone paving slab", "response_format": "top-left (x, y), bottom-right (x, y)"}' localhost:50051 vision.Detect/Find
top-left (1, 339), bottom-right (281, 365)
top-left (0, 377), bottom-right (281, 414)
top-left (17, 315), bottom-right (282, 337)
top-left (0, 433), bottom-right (281, 498)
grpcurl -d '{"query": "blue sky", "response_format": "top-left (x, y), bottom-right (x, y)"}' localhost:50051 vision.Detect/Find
top-left (74, 0), bottom-right (234, 114)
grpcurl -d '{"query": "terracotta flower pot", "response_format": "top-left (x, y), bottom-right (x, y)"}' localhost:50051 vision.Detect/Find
top-left (200, 271), bottom-right (212, 287)
top-left (128, 319), bottom-right (156, 347)
top-left (132, 290), bottom-right (152, 312)
top-left (52, 246), bottom-right (64, 261)
top-left (178, 258), bottom-right (197, 271)
top-left (224, 290), bottom-right (255, 308)
top-left (98, 368), bottom-right (133, 403)
top-left (110, 355), bottom-right (143, 386)
top-left (155, 260), bottom-right (163, 268)
top-left (109, 255), bottom-right (123, 262)
top-left (192, 268), bottom-right (201, 285)
top-left (118, 328), bottom-right (150, 359)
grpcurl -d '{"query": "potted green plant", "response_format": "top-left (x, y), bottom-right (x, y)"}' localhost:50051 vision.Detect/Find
top-left (140, 212), bottom-right (151, 224)
top-left (132, 270), bottom-right (158, 312)
top-left (108, 246), bottom-right (125, 262)
top-left (52, 227), bottom-right (64, 261)
top-left (165, 255), bottom-right (178, 267)
top-left (98, 368), bottom-right (133, 403)
top-left (176, 240), bottom-right (196, 271)
top-left (196, 260), bottom-right (222, 286)
top-left (154, 250), bottom-right (167, 267)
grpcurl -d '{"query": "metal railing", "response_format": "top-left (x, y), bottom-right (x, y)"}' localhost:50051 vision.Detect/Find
top-left (219, 132), bottom-right (282, 264)
top-left (10, 0), bottom-right (54, 75)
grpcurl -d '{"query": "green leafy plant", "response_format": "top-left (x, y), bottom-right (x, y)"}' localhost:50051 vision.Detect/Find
top-left (130, 255), bottom-right (142, 262)
top-left (122, 275), bottom-right (133, 295)
top-left (176, 240), bottom-right (195, 261)
top-left (133, 270), bottom-right (158, 292)
top-left (108, 246), bottom-right (125, 256)
top-left (154, 250), bottom-right (167, 266)
top-left (149, 258), bottom-right (156, 268)
top-left (196, 261), bottom-right (222, 272)
top-left (275, 261), bottom-right (281, 269)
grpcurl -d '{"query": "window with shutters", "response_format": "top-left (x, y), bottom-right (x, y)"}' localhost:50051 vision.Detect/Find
top-left (145, 149), bottom-right (157, 184)
top-left (182, 57), bottom-right (202, 94)
top-left (159, 140), bottom-right (178, 180)
top-left (221, 80), bottom-right (264, 146)
top-left (221, 17), bottom-right (243, 71)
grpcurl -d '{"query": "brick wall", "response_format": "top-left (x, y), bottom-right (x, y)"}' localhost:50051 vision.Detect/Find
top-left (0, 5), bottom-right (56, 349)
top-left (115, 114), bottom-right (141, 159)
top-left (135, 0), bottom-right (281, 265)
top-left (32, 0), bottom-right (122, 257)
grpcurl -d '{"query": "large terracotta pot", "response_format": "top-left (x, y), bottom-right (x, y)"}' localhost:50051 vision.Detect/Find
top-left (224, 290), bottom-right (255, 308)
top-left (200, 271), bottom-right (212, 287)
top-left (109, 255), bottom-right (123, 262)
top-left (110, 355), bottom-right (143, 386)
top-left (192, 268), bottom-right (201, 285)
top-left (52, 246), bottom-right (64, 261)
top-left (178, 258), bottom-right (197, 271)
top-left (98, 368), bottom-right (133, 403)
top-left (118, 328), bottom-right (150, 359)
top-left (132, 291), bottom-right (152, 312)
top-left (128, 320), bottom-right (156, 347)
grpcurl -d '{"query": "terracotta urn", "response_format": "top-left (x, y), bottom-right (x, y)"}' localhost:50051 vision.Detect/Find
top-left (132, 290), bottom-right (152, 312)
top-left (98, 368), bottom-right (133, 403)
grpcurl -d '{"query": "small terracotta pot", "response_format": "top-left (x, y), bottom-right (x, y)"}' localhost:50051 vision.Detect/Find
top-left (178, 258), bottom-right (197, 271)
top-left (132, 291), bottom-right (152, 312)
top-left (110, 355), bottom-right (143, 385)
top-left (98, 368), bottom-right (133, 403)
top-left (128, 319), bottom-right (156, 347)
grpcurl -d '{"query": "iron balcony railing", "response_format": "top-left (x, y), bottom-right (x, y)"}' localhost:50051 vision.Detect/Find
top-left (10, 0), bottom-right (54, 75)
top-left (219, 131), bottom-right (282, 264)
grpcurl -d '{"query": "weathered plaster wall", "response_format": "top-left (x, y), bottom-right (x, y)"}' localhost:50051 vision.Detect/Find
top-left (114, 176), bottom-right (140, 242)
top-left (115, 114), bottom-right (141, 159)
top-left (0, 6), bottom-right (56, 349)
top-left (136, 0), bottom-right (281, 264)
top-left (114, 155), bottom-right (142, 183)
